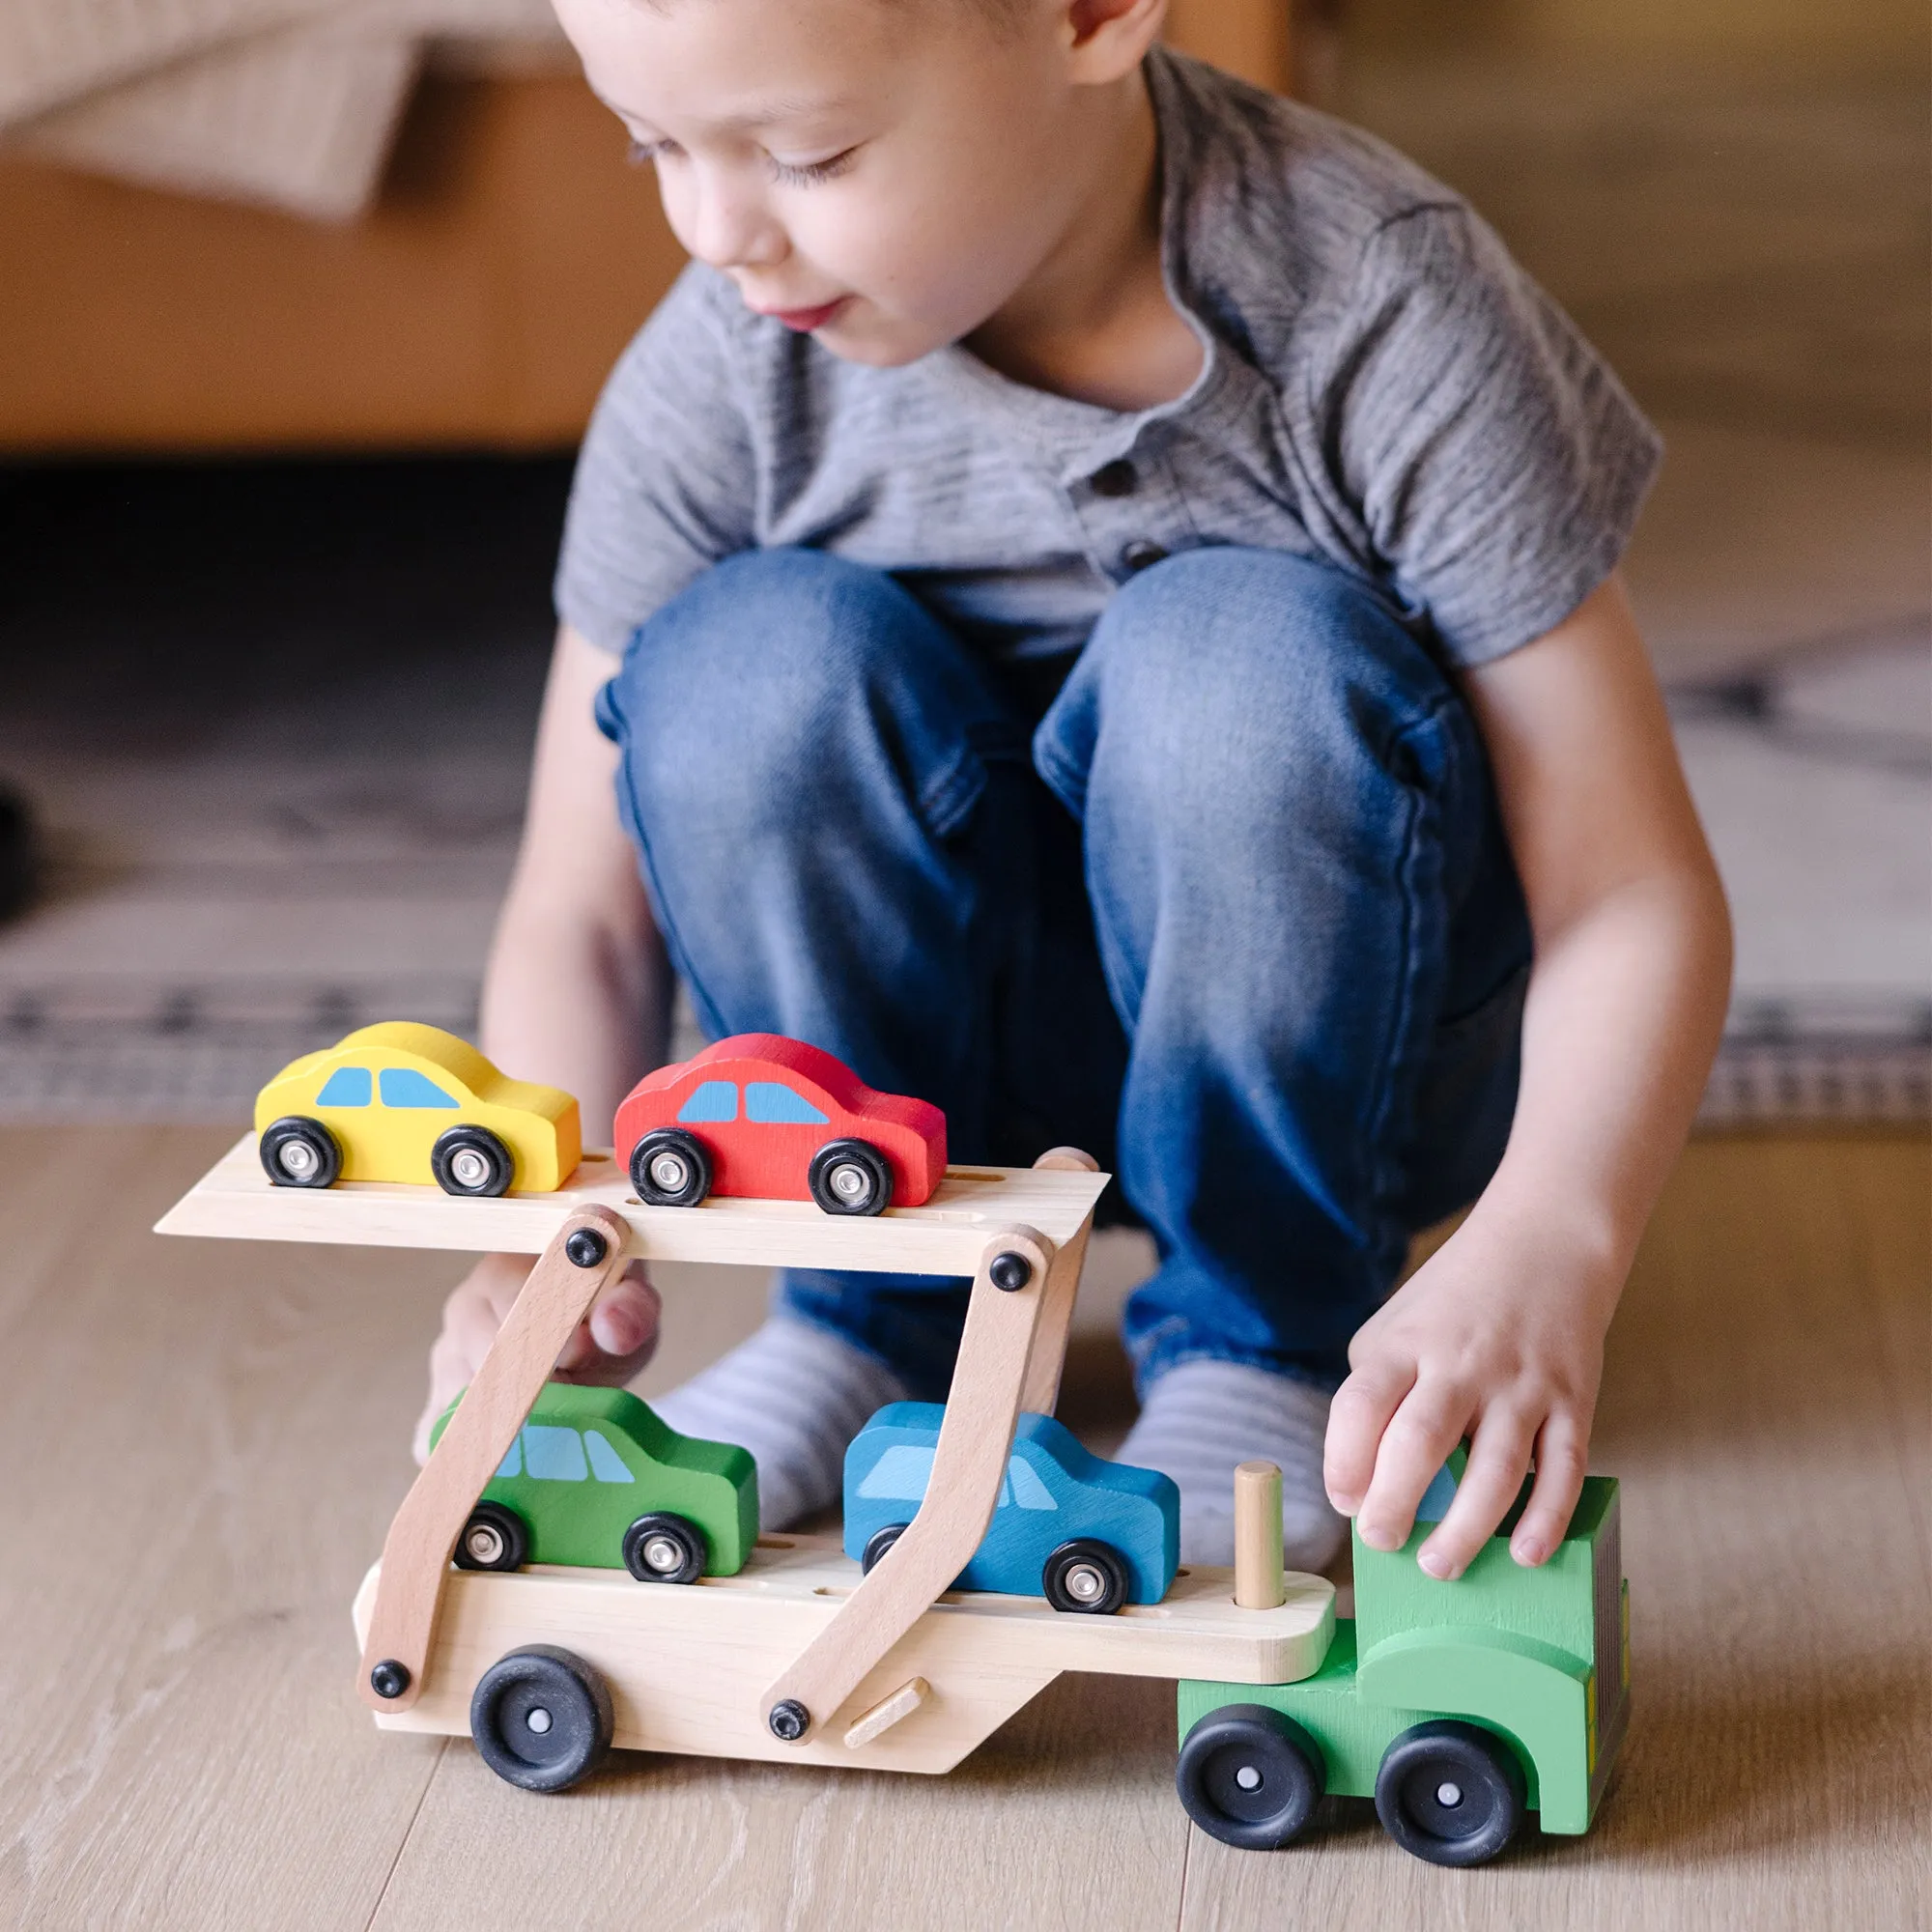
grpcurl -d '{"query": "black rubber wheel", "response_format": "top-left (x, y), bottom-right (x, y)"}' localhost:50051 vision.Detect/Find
top-left (1041, 1538), bottom-right (1130, 1614)
top-left (807, 1138), bottom-right (893, 1216)
top-left (453, 1501), bottom-right (527, 1572)
top-left (861, 1522), bottom-right (910, 1575)
top-left (430, 1123), bottom-right (515, 1197)
top-left (1375, 1719), bottom-right (1527, 1867)
top-left (259, 1115), bottom-right (341, 1189)
top-left (469, 1645), bottom-right (613, 1793)
top-left (1176, 1703), bottom-right (1327, 1850)
top-left (621, 1512), bottom-right (707, 1584)
top-left (629, 1127), bottom-right (712, 1207)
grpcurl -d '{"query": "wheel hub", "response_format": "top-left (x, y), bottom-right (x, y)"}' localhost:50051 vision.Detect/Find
top-left (1435, 1781), bottom-right (1463, 1808)
top-left (277, 1141), bottom-right (318, 1179)
top-left (1064, 1562), bottom-right (1105, 1603)
top-left (525, 1707), bottom-right (553, 1735)
top-left (649, 1151), bottom-right (689, 1191)
top-left (466, 1523), bottom-right (505, 1564)
top-left (641, 1535), bottom-right (684, 1574)
top-left (449, 1149), bottom-right (491, 1187)
top-left (829, 1162), bottom-right (869, 1202)
top-left (1235, 1765), bottom-right (1263, 1792)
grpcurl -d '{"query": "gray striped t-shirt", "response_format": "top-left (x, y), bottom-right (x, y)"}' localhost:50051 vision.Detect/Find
top-left (557, 46), bottom-right (1660, 669)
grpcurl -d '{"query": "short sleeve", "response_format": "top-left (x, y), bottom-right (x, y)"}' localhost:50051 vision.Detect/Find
top-left (1313, 204), bottom-right (1662, 666)
top-left (554, 266), bottom-right (758, 655)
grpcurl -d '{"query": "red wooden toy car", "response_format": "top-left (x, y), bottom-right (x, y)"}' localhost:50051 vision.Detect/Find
top-left (613, 1035), bottom-right (947, 1214)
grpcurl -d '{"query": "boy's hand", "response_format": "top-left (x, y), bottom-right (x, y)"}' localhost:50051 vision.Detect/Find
top-left (412, 1249), bottom-right (663, 1463)
top-left (1322, 1210), bottom-right (1618, 1580)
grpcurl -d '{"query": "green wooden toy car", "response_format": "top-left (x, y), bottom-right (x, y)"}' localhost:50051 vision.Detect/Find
top-left (429, 1383), bottom-right (759, 1584)
top-left (1176, 1451), bottom-right (1629, 1866)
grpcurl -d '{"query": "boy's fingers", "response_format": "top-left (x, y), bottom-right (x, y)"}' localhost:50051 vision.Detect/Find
top-left (1324, 1362), bottom-right (1415, 1513)
top-left (588, 1267), bottom-right (662, 1363)
top-left (554, 1266), bottom-right (661, 1383)
top-left (1509, 1410), bottom-right (1591, 1567)
top-left (1355, 1381), bottom-right (1475, 1553)
top-left (1417, 1406), bottom-right (1538, 1579)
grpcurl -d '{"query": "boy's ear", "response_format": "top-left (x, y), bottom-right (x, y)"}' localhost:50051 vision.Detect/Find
top-left (1061, 0), bottom-right (1169, 84)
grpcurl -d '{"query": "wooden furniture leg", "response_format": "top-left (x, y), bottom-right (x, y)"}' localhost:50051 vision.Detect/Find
top-left (355, 1203), bottom-right (631, 1713)
top-left (758, 1224), bottom-right (1056, 1744)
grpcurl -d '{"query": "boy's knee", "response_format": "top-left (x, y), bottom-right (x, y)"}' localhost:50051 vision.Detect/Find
top-left (1040, 547), bottom-right (1470, 844)
top-left (600, 548), bottom-right (940, 836)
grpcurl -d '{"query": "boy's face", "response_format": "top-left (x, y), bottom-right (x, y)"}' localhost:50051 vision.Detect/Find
top-left (554, 0), bottom-right (1122, 366)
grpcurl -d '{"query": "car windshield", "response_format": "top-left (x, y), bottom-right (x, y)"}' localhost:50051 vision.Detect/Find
top-left (856, 1444), bottom-right (1059, 1510)
top-left (745, 1081), bottom-right (830, 1125)
top-left (379, 1068), bottom-right (459, 1109)
top-left (315, 1066), bottom-right (371, 1107)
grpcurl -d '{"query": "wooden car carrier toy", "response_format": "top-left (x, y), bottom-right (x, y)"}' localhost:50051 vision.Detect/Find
top-left (157, 1046), bottom-right (1630, 1867)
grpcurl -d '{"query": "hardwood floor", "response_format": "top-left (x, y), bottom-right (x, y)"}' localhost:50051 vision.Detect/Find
top-left (0, 1127), bottom-right (1924, 1929)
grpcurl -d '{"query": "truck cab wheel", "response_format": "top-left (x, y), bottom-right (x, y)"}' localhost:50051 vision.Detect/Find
top-left (1176, 1704), bottom-right (1325, 1849)
top-left (454, 1501), bottom-right (527, 1572)
top-left (259, 1116), bottom-right (341, 1189)
top-left (1041, 1538), bottom-right (1129, 1614)
top-left (469, 1645), bottom-right (613, 1792)
top-left (1375, 1719), bottom-right (1526, 1866)
top-left (622, 1512), bottom-right (707, 1584)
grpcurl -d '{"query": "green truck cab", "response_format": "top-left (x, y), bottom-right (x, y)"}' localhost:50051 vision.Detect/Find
top-left (1177, 1460), bottom-right (1629, 1866)
top-left (429, 1382), bottom-right (758, 1585)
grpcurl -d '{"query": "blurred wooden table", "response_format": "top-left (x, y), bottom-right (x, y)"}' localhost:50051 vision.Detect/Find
top-left (0, 1125), bottom-right (1924, 1928)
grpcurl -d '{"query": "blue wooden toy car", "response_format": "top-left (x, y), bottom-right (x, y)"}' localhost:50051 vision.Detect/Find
top-left (842, 1402), bottom-right (1179, 1612)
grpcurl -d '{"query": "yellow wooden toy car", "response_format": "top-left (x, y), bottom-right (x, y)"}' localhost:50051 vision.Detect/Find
top-left (254, 1022), bottom-right (581, 1196)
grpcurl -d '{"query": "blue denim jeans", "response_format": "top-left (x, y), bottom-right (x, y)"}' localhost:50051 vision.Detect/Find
top-left (595, 546), bottom-right (1530, 1401)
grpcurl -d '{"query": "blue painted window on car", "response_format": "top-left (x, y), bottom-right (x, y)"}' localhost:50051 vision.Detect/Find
top-left (378, 1067), bottom-right (459, 1109)
top-left (494, 1436), bottom-right (522, 1480)
top-left (583, 1430), bottom-right (635, 1484)
top-left (1414, 1461), bottom-right (1459, 1523)
top-left (745, 1081), bottom-right (830, 1125)
top-left (856, 1443), bottom-right (935, 1503)
top-left (523, 1425), bottom-right (588, 1482)
top-left (1007, 1457), bottom-right (1058, 1511)
top-left (315, 1066), bottom-right (372, 1108)
top-left (677, 1079), bottom-right (739, 1124)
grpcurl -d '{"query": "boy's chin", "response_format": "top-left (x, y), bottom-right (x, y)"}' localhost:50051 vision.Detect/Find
top-left (811, 310), bottom-right (953, 370)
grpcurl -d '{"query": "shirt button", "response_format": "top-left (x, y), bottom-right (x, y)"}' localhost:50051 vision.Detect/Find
top-left (1089, 459), bottom-right (1138, 497)
top-left (1121, 539), bottom-right (1169, 574)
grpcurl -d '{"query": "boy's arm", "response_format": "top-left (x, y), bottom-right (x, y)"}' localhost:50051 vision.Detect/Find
top-left (413, 624), bottom-right (670, 1460)
top-left (1323, 575), bottom-right (1732, 1577)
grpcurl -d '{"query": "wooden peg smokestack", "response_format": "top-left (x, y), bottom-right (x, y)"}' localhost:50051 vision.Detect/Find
top-left (1234, 1461), bottom-right (1288, 1609)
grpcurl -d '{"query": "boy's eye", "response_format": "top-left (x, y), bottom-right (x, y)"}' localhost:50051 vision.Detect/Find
top-left (627, 137), bottom-right (681, 167)
top-left (768, 148), bottom-right (858, 187)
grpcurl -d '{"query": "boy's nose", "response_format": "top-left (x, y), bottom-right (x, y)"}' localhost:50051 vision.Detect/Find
top-left (687, 185), bottom-right (787, 272)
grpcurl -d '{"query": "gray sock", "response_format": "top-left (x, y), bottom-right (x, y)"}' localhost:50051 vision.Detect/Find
top-left (649, 1318), bottom-right (909, 1531)
top-left (1118, 1359), bottom-right (1348, 1573)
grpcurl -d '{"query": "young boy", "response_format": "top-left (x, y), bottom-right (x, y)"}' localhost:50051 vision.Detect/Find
top-left (418, 0), bottom-right (1731, 1580)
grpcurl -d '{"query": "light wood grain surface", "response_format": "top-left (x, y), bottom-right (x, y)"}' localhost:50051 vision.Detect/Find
top-left (3, 1127), bottom-right (1926, 1929)
top-left (157, 1133), bottom-right (1112, 1272)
